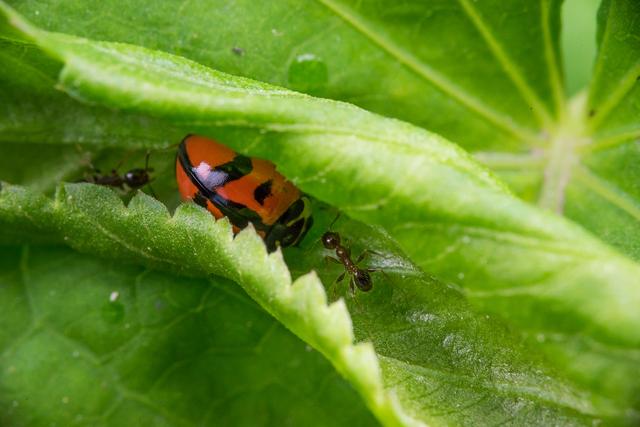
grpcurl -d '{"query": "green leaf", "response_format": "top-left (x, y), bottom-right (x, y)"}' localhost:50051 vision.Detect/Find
top-left (0, 244), bottom-right (379, 426)
top-left (3, 0), bottom-right (563, 150)
top-left (569, 0), bottom-right (640, 260)
top-left (587, 0), bottom-right (640, 138)
top-left (0, 183), bottom-right (612, 425)
top-left (2, 1), bottom-right (640, 423)
top-left (4, 0), bottom-right (638, 262)
top-left (3, 6), bottom-right (639, 346)
top-left (0, 183), bottom-right (412, 426)
top-left (561, 0), bottom-right (600, 96)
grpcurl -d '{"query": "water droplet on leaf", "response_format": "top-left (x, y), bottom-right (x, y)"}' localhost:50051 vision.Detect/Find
top-left (288, 53), bottom-right (328, 95)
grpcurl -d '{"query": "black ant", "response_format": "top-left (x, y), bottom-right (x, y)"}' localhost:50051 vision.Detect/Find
top-left (322, 230), bottom-right (380, 294)
top-left (85, 152), bottom-right (155, 195)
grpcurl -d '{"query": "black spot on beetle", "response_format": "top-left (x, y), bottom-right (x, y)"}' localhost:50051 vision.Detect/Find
top-left (254, 180), bottom-right (273, 205)
top-left (216, 155), bottom-right (252, 181)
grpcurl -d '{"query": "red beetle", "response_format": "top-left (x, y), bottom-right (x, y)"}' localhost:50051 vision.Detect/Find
top-left (176, 135), bottom-right (313, 251)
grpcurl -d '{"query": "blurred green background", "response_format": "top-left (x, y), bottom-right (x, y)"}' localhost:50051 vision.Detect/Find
top-left (562, 0), bottom-right (601, 96)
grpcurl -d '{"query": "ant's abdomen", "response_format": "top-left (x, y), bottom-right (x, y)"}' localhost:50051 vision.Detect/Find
top-left (354, 270), bottom-right (372, 292)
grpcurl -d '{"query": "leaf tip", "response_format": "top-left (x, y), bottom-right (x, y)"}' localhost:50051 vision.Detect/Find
top-left (290, 270), bottom-right (327, 307)
top-left (233, 222), bottom-right (268, 257)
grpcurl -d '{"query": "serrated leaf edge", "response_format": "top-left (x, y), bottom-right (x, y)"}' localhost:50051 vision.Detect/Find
top-left (0, 181), bottom-right (423, 427)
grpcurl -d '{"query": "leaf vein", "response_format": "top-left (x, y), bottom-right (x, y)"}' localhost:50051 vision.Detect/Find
top-left (458, 0), bottom-right (553, 125)
top-left (589, 61), bottom-right (640, 131)
top-left (540, 0), bottom-right (565, 116)
top-left (573, 166), bottom-right (640, 222)
top-left (583, 128), bottom-right (640, 153)
top-left (314, 0), bottom-right (542, 145)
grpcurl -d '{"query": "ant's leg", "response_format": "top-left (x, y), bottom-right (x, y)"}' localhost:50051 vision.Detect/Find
top-left (356, 249), bottom-right (384, 264)
top-left (349, 277), bottom-right (356, 296)
top-left (146, 181), bottom-right (158, 199)
top-left (75, 145), bottom-right (95, 169)
top-left (348, 277), bottom-right (368, 315)
top-left (328, 212), bottom-right (341, 230)
top-left (112, 157), bottom-right (125, 172)
top-left (350, 279), bottom-right (365, 311)
top-left (78, 151), bottom-right (99, 183)
top-left (368, 268), bottom-right (389, 281)
top-left (324, 256), bottom-right (342, 267)
top-left (329, 271), bottom-right (346, 301)
top-left (355, 251), bottom-right (368, 264)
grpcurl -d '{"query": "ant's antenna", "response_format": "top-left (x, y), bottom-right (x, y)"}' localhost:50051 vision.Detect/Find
top-left (328, 212), bottom-right (341, 230)
top-left (144, 150), bottom-right (155, 172)
top-left (143, 150), bottom-right (157, 198)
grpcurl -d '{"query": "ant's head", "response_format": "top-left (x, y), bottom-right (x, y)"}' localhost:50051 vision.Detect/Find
top-left (321, 231), bottom-right (341, 249)
top-left (124, 168), bottom-right (152, 189)
top-left (124, 151), bottom-right (154, 189)
top-left (354, 269), bottom-right (372, 292)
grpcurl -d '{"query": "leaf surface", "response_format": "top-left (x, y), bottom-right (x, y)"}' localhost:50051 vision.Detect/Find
top-left (2, 9), bottom-right (638, 347)
top-left (4, 0), bottom-right (638, 256)
top-left (571, 0), bottom-right (640, 260)
top-left (0, 182), bottom-right (610, 426)
top-left (1, 2), bottom-right (640, 423)
top-left (5, 0), bottom-right (564, 150)
top-left (0, 245), bottom-right (379, 426)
